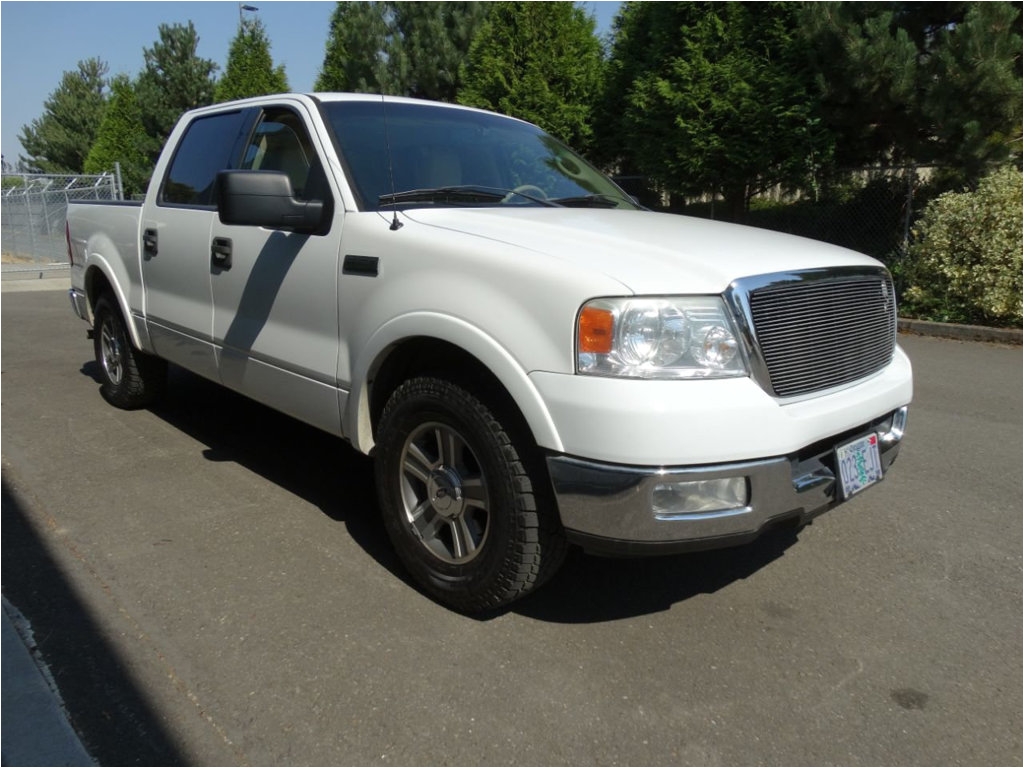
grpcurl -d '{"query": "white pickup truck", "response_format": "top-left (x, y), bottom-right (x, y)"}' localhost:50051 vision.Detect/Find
top-left (67, 93), bottom-right (912, 612)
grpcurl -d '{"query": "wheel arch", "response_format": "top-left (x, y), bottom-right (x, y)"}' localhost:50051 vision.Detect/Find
top-left (346, 314), bottom-right (564, 457)
top-left (83, 260), bottom-right (146, 351)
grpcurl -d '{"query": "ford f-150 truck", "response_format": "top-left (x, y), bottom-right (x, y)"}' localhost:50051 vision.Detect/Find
top-left (67, 93), bottom-right (912, 612)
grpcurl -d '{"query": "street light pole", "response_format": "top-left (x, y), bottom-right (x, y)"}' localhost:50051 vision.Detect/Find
top-left (239, 3), bottom-right (259, 27)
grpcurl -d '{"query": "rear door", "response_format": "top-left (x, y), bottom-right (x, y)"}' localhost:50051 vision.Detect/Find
top-left (209, 102), bottom-right (345, 435)
top-left (141, 108), bottom-right (254, 381)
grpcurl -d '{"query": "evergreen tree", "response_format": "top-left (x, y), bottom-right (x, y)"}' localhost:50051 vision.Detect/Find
top-left (920, 2), bottom-right (1022, 181)
top-left (18, 58), bottom-right (108, 173)
top-left (315, 2), bottom-right (393, 92)
top-left (389, 2), bottom-right (488, 101)
top-left (600, 2), bottom-right (830, 221)
top-left (801, 1), bottom-right (1022, 181)
top-left (315, 2), bottom-right (487, 98)
top-left (801, 2), bottom-right (923, 168)
top-left (457, 2), bottom-right (604, 151)
top-left (136, 22), bottom-right (218, 155)
top-left (215, 17), bottom-right (289, 103)
top-left (84, 75), bottom-right (152, 197)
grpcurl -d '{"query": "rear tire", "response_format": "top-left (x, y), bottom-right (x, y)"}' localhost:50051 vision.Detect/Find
top-left (374, 377), bottom-right (566, 612)
top-left (93, 294), bottom-right (166, 409)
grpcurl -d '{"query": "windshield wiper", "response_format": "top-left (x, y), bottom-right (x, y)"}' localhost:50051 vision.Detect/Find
top-left (379, 185), bottom-right (557, 207)
top-left (549, 193), bottom-right (629, 209)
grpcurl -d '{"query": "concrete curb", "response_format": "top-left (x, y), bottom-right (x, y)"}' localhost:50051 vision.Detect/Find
top-left (1, 264), bottom-right (70, 292)
top-left (898, 317), bottom-right (1022, 346)
top-left (1, 598), bottom-right (96, 766)
top-left (1, 263), bottom-right (69, 278)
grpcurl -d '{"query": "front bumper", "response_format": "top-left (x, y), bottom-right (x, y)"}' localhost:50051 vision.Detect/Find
top-left (547, 406), bottom-right (908, 556)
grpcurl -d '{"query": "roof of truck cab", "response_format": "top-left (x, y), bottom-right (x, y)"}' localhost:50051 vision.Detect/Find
top-left (309, 93), bottom-right (528, 121)
top-left (180, 93), bottom-right (531, 127)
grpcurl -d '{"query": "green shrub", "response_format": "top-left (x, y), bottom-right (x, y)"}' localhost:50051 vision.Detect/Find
top-left (902, 167), bottom-right (1022, 326)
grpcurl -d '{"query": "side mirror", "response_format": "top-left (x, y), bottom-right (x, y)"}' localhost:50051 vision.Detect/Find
top-left (216, 170), bottom-right (325, 234)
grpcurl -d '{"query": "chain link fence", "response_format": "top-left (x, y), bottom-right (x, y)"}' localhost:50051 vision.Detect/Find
top-left (745, 166), bottom-right (933, 268)
top-left (1, 171), bottom-right (122, 265)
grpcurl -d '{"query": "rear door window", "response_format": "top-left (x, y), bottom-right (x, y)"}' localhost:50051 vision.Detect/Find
top-left (160, 110), bottom-right (252, 207)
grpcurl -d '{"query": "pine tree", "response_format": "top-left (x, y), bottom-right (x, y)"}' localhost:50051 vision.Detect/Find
top-left (315, 2), bottom-right (393, 92)
top-left (389, 3), bottom-right (488, 101)
top-left (18, 58), bottom-right (108, 173)
top-left (921, 2), bottom-right (1023, 182)
top-left (136, 22), bottom-right (218, 155)
top-left (457, 2), bottom-right (604, 151)
top-left (598, 2), bottom-right (830, 219)
top-left (801, 1), bottom-right (1023, 181)
top-left (215, 17), bottom-right (289, 103)
top-left (315, 2), bottom-right (488, 98)
top-left (84, 75), bottom-right (152, 197)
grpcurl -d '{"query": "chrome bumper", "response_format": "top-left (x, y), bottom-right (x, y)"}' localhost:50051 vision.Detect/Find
top-left (547, 407), bottom-right (908, 556)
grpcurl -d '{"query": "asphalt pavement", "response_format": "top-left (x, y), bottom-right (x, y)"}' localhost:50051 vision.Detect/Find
top-left (2, 269), bottom-right (1021, 766)
top-left (3, 272), bottom-right (95, 766)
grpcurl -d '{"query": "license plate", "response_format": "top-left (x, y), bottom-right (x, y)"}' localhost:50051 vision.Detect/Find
top-left (835, 433), bottom-right (883, 499)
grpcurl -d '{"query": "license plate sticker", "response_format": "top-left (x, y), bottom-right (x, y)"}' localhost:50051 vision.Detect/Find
top-left (836, 433), bottom-right (883, 499)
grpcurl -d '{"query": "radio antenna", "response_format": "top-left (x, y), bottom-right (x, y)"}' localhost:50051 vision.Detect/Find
top-left (381, 94), bottom-right (403, 231)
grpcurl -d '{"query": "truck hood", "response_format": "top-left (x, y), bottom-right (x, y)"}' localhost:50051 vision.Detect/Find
top-left (402, 207), bottom-right (882, 294)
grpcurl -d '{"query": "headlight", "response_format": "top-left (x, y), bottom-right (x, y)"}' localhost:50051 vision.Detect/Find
top-left (576, 297), bottom-right (748, 379)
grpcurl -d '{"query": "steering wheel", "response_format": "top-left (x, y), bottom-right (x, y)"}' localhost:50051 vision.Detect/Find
top-left (554, 155), bottom-right (583, 178)
top-left (502, 184), bottom-right (548, 203)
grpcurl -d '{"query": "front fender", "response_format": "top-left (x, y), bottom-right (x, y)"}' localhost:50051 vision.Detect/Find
top-left (345, 311), bottom-right (564, 456)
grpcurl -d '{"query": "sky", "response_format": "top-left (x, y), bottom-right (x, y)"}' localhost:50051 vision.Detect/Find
top-left (0, 0), bottom-right (622, 168)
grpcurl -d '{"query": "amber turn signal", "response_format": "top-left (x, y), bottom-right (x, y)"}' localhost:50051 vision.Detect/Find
top-left (578, 306), bottom-right (614, 354)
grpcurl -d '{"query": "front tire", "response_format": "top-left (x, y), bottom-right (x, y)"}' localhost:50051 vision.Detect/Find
top-left (93, 294), bottom-right (166, 409)
top-left (374, 377), bottom-right (566, 612)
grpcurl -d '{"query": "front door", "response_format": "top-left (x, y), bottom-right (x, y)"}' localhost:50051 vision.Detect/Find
top-left (209, 104), bottom-right (345, 435)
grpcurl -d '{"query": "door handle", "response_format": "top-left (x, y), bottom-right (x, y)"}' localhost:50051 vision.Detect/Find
top-left (143, 228), bottom-right (158, 257)
top-left (211, 237), bottom-right (232, 270)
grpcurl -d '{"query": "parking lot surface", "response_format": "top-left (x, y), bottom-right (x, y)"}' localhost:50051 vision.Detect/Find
top-left (2, 286), bottom-right (1021, 765)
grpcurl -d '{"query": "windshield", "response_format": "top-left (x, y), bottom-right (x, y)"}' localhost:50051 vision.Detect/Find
top-left (322, 100), bottom-right (638, 211)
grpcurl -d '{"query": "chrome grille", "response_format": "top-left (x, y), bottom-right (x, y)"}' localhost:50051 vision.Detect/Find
top-left (743, 271), bottom-right (896, 398)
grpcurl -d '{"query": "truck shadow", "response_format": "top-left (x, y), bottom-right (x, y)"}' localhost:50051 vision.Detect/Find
top-left (514, 525), bottom-right (800, 623)
top-left (84, 362), bottom-right (801, 623)
top-left (145, 364), bottom-right (400, 565)
top-left (3, 478), bottom-right (187, 765)
top-left (81, 359), bottom-right (396, 564)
